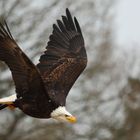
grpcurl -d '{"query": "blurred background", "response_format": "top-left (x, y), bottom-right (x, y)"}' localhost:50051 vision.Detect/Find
top-left (0, 0), bottom-right (140, 140)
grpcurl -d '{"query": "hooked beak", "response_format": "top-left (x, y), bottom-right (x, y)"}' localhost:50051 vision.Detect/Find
top-left (66, 116), bottom-right (77, 123)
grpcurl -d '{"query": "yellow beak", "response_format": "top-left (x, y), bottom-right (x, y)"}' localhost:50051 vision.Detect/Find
top-left (66, 116), bottom-right (77, 123)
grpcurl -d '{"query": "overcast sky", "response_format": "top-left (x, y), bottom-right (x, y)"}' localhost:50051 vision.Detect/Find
top-left (116, 0), bottom-right (140, 48)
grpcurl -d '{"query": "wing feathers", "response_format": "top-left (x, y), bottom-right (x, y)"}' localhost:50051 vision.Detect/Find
top-left (62, 16), bottom-right (70, 30)
top-left (37, 8), bottom-right (87, 105)
top-left (74, 17), bottom-right (82, 34)
top-left (57, 20), bottom-right (66, 32)
top-left (0, 21), bottom-right (47, 99)
top-left (66, 8), bottom-right (76, 31)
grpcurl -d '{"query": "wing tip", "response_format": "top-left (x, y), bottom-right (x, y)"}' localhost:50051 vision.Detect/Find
top-left (0, 19), bottom-right (13, 39)
top-left (66, 8), bottom-right (69, 14)
top-left (65, 8), bottom-right (82, 35)
top-left (74, 17), bottom-right (82, 34)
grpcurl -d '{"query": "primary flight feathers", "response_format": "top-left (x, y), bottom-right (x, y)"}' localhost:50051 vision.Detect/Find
top-left (0, 8), bottom-right (87, 120)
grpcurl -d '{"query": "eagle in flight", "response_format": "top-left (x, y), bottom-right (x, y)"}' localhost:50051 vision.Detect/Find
top-left (0, 8), bottom-right (87, 123)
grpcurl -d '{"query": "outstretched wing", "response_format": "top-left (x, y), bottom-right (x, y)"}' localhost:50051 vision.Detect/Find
top-left (37, 8), bottom-right (87, 105)
top-left (0, 21), bottom-right (46, 99)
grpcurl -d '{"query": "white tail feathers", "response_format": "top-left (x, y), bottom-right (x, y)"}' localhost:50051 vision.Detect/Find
top-left (0, 94), bottom-right (17, 104)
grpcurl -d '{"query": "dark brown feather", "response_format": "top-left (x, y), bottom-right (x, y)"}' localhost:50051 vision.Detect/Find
top-left (0, 21), bottom-right (48, 100)
top-left (37, 8), bottom-right (87, 105)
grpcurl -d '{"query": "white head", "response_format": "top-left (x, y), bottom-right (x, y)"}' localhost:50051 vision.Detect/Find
top-left (51, 106), bottom-right (77, 123)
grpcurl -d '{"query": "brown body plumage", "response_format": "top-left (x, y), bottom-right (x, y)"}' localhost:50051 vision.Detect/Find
top-left (0, 8), bottom-right (87, 120)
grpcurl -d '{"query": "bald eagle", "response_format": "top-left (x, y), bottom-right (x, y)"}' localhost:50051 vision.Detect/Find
top-left (0, 8), bottom-right (87, 123)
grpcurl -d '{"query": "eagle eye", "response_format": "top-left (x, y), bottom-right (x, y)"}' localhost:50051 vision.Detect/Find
top-left (65, 114), bottom-right (69, 117)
